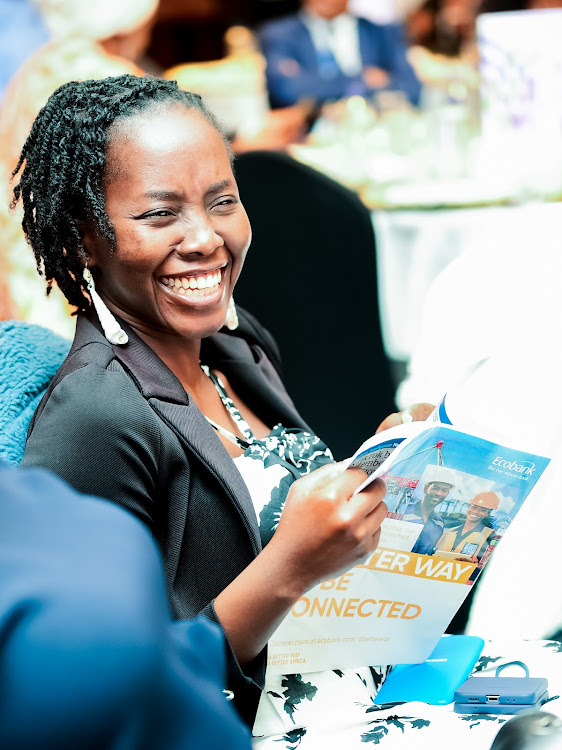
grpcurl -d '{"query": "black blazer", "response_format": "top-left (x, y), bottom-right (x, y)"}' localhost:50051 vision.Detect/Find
top-left (22, 307), bottom-right (311, 726)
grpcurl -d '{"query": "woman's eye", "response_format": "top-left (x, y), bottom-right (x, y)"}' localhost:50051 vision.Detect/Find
top-left (134, 209), bottom-right (176, 221)
top-left (146, 210), bottom-right (173, 218)
top-left (212, 196), bottom-right (237, 209)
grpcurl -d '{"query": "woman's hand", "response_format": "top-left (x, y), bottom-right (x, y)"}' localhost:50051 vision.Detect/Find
top-left (214, 464), bottom-right (387, 665)
top-left (266, 464), bottom-right (387, 597)
top-left (375, 402), bottom-right (435, 433)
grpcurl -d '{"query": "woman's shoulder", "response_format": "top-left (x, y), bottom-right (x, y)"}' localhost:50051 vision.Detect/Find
top-left (22, 351), bottom-right (163, 496)
top-left (29, 340), bottom-right (156, 440)
top-left (21, 354), bottom-right (164, 521)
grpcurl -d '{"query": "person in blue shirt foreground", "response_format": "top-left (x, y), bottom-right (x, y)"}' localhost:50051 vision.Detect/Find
top-left (0, 461), bottom-right (251, 750)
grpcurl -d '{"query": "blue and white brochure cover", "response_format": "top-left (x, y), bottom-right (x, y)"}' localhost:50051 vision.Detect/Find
top-left (267, 422), bottom-right (550, 674)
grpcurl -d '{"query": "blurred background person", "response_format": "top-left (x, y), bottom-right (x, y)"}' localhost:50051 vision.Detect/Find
top-left (0, 0), bottom-right (157, 186)
top-left (0, 0), bottom-right (49, 102)
top-left (403, 0), bottom-right (481, 103)
top-left (257, 0), bottom-right (422, 109)
top-left (406, 0), bottom-right (562, 79)
top-left (0, 0), bottom-right (312, 337)
top-left (0, 0), bottom-right (49, 320)
top-left (165, 23), bottom-right (310, 153)
top-left (350, 0), bottom-right (425, 25)
top-left (0, 0), bottom-right (158, 338)
top-left (407, 0), bottom-right (478, 57)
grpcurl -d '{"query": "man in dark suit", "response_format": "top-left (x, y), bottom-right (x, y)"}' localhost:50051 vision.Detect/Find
top-left (258, 0), bottom-right (421, 107)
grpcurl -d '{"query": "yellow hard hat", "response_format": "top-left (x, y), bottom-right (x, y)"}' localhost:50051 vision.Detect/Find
top-left (470, 492), bottom-right (500, 510)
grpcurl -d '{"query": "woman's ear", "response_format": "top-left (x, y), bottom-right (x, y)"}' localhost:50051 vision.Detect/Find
top-left (75, 220), bottom-right (99, 267)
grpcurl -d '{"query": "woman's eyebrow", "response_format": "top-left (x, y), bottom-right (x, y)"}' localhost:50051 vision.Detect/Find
top-left (143, 182), bottom-right (232, 201)
top-left (207, 179), bottom-right (233, 195)
top-left (144, 189), bottom-right (184, 201)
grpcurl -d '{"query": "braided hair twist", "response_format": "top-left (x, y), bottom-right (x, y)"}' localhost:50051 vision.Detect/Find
top-left (12, 74), bottom-right (229, 312)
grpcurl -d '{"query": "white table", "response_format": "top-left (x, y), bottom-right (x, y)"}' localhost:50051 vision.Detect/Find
top-left (372, 201), bottom-right (562, 363)
top-left (254, 639), bottom-right (562, 749)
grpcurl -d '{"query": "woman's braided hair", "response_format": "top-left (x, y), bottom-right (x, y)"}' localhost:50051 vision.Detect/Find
top-left (12, 74), bottom-right (229, 312)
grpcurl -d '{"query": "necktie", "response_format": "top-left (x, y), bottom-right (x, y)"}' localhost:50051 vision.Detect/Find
top-left (316, 20), bottom-right (340, 79)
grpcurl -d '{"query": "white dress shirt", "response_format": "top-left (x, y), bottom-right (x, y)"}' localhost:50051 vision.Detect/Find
top-left (301, 11), bottom-right (363, 77)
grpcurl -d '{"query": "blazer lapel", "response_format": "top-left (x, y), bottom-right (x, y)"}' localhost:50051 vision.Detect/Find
top-left (296, 15), bottom-right (323, 69)
top-left (150, 397), bottom-right (261, 551)
top-left (203, 330), bottom-right (312, 434)
top-left (358, 17), bottom-right (380, 67)
top-left (106, 321), bottom-right (261, 551)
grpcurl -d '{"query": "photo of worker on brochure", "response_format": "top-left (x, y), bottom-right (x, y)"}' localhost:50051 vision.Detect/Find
top-left (376, 425), bottom-right (549, 564)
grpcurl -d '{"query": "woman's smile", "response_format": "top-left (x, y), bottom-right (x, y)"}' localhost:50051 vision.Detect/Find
top-left (159, 265), bottom-right (226, 306)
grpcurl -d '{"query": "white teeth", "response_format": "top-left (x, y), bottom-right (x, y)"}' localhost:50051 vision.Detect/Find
top-left (162, 269), bottom-right (224, 295)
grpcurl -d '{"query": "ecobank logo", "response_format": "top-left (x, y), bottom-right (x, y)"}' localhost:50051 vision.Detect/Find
top-left (492, 456), bottom-right (535, 476)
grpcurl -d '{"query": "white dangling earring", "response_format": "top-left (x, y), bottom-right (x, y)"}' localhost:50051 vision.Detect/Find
top-left (83, 267), bottom-right (128, 345)
top-left (225, 296), bottom-right (239, 330)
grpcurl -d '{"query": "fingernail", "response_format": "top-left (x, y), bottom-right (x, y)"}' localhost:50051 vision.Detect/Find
top-left (401, 411), bottom-right (414, 423)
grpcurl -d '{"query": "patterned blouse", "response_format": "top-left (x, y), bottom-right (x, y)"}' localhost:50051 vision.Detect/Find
top-left (201, 367), bottom-right (390, 747)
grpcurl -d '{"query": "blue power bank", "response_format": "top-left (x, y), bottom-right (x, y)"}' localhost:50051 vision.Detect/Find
top-left (454, 691), bottom-right (549, 714)
top-left (373, 635), bottom-right (485, 706)
top-left (454, 674), bottom-right (549, 714)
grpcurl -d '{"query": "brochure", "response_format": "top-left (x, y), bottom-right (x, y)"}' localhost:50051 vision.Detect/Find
top-left (267, 420), bottom-right (550, 674)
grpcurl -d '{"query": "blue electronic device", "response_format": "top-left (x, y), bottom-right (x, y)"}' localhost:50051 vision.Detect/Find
top-left (454, 661), bottom-right (549, 715)
top-left (373, 634), bottom-right (485, 706)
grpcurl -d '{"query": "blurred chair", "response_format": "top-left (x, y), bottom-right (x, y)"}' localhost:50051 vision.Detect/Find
top-left (233, 150), bottom-right (396, 460)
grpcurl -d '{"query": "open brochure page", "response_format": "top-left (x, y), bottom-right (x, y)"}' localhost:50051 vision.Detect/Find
top-left (267, 422), bottom-right (550, 674)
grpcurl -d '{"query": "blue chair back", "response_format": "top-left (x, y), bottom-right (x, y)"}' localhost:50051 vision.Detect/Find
top-left (0, 321), bottom-right (70, 465)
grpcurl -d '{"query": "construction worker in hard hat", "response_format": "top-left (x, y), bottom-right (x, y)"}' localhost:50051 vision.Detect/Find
top-left (434, 492), bottom-right (499, 562)
top-left (403, 465), bottom-right (456, 555)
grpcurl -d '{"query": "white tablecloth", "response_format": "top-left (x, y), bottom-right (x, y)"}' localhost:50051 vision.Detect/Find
top-left (254, 640), bottom-right (562, 749)
top-left (372, 201), bottom-right (562, 363)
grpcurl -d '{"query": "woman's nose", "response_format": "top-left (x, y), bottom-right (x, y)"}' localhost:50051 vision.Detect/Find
top-left (177, 216), bottom-right (223, 255)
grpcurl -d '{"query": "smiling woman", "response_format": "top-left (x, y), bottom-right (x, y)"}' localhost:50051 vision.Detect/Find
top-left (17, 74), bottom-right (390, 745)
top-left (83, 101), bottom-right (251, 357)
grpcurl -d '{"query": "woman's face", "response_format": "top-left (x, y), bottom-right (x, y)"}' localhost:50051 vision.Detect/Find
top-left (85, 104), bottom-right (251, 342)
top-left (466, 504), bottom-right (490, 523)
